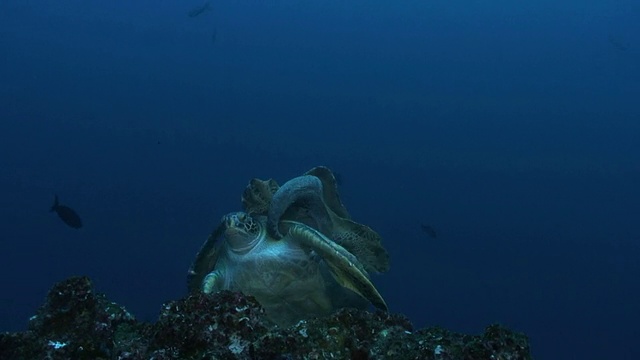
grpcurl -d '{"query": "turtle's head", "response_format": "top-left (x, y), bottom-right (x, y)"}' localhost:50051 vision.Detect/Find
top-left (222, 212), bottom-right (263, 254)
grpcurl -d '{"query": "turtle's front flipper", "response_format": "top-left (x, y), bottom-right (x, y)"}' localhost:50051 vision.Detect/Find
top-left (267, 175), bottom-right (331, 239)
top-left (284, 221), bottom-right (388, 312)
top-left (202, 270), bottom-right (224, 294)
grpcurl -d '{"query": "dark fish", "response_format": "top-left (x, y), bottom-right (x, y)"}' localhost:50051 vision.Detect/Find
top-left (187, 1), bottom-right (212, 18)
top-left (420, 224), bottom-right (437, 239)
top-left (50, 195), bottom-right (82, 229)
top-left (608, 35), bottom-right (628, 52)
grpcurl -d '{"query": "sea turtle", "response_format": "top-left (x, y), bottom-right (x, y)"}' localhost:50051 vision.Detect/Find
top-left (187, 211), bottom-right (387, 327)
top-left (242, 166), bottom-right (390, 273)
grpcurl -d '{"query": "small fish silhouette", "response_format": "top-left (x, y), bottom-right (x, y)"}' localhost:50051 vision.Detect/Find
top-left (50, 195), bottom-right (83, 229)
top-left (608, 35), bottom-right (629, 52)
top-left (187, 1), bottom-right (212, 18)
top-left (420, 224), bottom-right (437, 239)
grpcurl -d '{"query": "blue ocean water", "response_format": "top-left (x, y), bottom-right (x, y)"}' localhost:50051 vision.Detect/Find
top-left (1, 0), bottom-right (639, 358)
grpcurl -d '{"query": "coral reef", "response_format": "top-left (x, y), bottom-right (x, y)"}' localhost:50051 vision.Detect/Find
top-left (0, 276), bottom-right (532, 359)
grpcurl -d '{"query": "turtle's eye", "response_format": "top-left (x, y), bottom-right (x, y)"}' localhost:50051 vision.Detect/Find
top-left (238, 213), bottom-right (246, 221)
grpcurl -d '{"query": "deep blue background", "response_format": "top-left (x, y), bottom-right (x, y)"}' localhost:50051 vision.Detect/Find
top-left (1, 1), bottom-right (639, 358)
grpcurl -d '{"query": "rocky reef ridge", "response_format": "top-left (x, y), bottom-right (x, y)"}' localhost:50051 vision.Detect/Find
top-left (0, 276), bottom-right (532, 359)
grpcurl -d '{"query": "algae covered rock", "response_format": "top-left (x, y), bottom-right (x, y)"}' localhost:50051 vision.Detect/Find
top-left (0, 276), bottom-right (532, 359)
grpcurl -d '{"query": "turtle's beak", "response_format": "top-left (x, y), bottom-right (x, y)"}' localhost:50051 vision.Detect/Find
top-left (222, 214), bottom-right (236, 228)
top-left (223, 212), bottom-right (258, 253)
